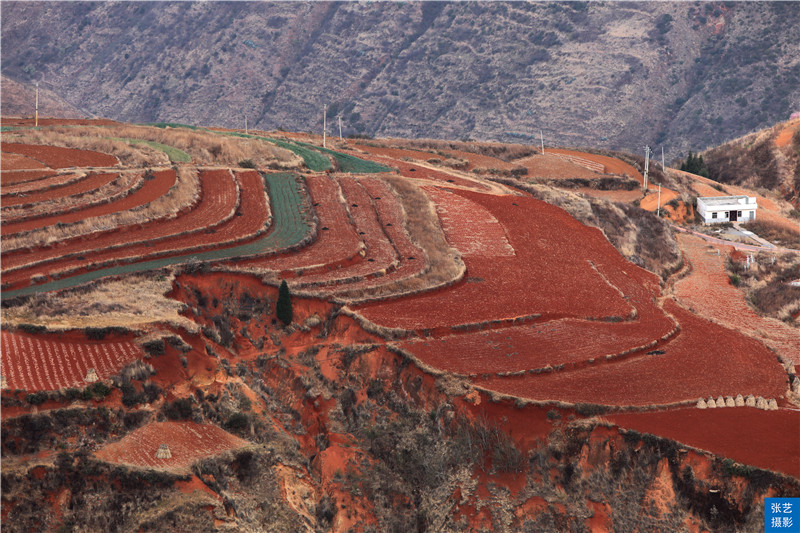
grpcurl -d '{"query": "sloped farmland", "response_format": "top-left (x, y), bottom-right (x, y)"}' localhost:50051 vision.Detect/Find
top-left (94, 421), bottom-right (248, 473)
top-left (0, 330), bottom-right (144, 392)
top-left (0, 142), bottom-right (118, 168)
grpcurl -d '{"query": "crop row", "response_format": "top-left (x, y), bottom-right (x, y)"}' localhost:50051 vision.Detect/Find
top-left (1, 330), bottom-right (143, 392)
top-left (1, 172), bottom-right (311, 298)
top-left (1, 169), bottom-right (239, 282)
top-left (1, 142), bottom-right (118, 168)
top-left (1, 169), bottom-right (175, 237)
top-left (1, 172), bottom-right (126, 221)
top-left (1, 171), bottom-right (86, 199)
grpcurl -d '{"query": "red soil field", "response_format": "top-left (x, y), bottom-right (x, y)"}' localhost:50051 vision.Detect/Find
top-left (315, 177), bottom-right (427, 296)
top-left (0, 169), bottom-right (58, 186)
top-left (1, 172), bottom-right (84, 197)
top-left (1, 142), bottom-right (118, 168)
top-left (292, 176), bottom-right (397, 288)
top-left (355, 189), bottom-right (637, 330)
top-left (673, 234), bottom-right (800, 363)
top-left (94, 421), bottom-right (248, 472)
top-left (477, 300), bottom-right (787, 406)
top-left (1, 171), bottom-right (117, 208)
top-left (423, 186), bottom-right (514, 257)
top-left (639, 187), bottom-right (679, 212)
top-left (442, 149), bottom-right (521, 172)
top-left (0, 330), bottom-right (144, 391)
top-left (228, 174), bottom-right (362, 275)
top-left (1, 152), bottom-right (49, 171)
top-left (608, 407), bottom-right (800, 478)
top-left (547, 148), bottom-right (641, 181)
top-left (352, 143), bottom-right (438, 162)
top-left (400, 312), bottom-right (675, 376)
top-left (2, 170), bottom-right (271, 289)
top-left (775, 120), bottom-right (800, 148)
top-left (1, 169), bottom-right (174, 236)
top-left (1, 169), bottom-right (235, 276)
top-left (516, 154), bottom-right (601, 180)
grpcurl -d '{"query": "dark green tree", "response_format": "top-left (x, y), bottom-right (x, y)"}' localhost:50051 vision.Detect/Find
top-left (276, 280), bottom-right (293, 326)
top-left (679, 151), bottom-right (709, 177)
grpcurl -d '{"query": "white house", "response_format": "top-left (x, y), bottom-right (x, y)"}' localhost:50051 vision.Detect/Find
top-left (697, 195), bottom-right (757, 224)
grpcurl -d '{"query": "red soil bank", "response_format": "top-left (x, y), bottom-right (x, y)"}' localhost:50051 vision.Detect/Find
top-left (2, 169), bottom-right (235, 276)
top-left (1, 152), bottom-right (49, 171)
top-left (609, 407), bottom-right (800, 478)
top-left (1, 172), bottom-right (84, 197)
top-left (477, 300), bottom-right (787, 406)
top-left (0, 330), bottom-right (144, 392)
top-left (1, 172), bottom-right (117, 208)
top-left (355, 189), bottom-right (636, 330)
top-left (94, 421), bottom-right (248, 472)
top-left (3, 170), bottom-right (270, 288)
top-left (1, 142), bottom-right (118, 168)
top-left (229, 173), bottom-right (362, 274)
top-left (0, 169), bottom-right (174, 236)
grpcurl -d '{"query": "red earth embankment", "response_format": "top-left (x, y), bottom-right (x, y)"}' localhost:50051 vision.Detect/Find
top-left (1, 142), bottom-right (117, 168)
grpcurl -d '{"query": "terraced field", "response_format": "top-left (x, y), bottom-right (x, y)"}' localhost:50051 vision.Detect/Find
top-left (1, 119), bottom-right (797, 513)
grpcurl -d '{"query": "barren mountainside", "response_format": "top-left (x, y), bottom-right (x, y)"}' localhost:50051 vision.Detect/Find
top-left (3, 1), bottom-right (800, 155)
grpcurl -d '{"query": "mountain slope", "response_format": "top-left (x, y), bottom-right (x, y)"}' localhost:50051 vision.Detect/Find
top-left (2, 1), bottom-right (799, 155)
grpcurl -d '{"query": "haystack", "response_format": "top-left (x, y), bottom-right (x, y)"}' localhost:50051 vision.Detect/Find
top-left (155, 443), bottom-right (172, 459)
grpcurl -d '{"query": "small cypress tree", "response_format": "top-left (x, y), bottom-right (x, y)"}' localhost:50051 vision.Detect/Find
top-left (276, 280), bottom-right (293, 326)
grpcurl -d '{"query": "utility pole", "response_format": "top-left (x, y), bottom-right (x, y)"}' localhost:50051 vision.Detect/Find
top-left (657, 183), bottom-right (661, 218)
top-left (661, 146), bottom-right (665, 172)
top-left (338, 114), bottom-right (343, 140)
top-left (35, 82), bottom-right (39, 127)
top-left (540, 130), bottom-right (545, 155)
top-left (643, 145), bottom-right (651, 191)
top-left (323, 104), bottom-right (327, 148)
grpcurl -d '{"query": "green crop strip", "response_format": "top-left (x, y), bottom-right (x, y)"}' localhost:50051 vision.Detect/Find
top-left (1, 173), bottom-right (313, 299)
top-left (145, 122), bottom-right (202, 131)
top-left (293, 141), bottom-right (392, 174)
top-left (111, 137), bottom-right (191, 162)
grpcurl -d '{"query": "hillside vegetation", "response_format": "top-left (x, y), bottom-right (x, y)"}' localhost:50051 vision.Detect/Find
top-left (2, 2), bottom-right (800, 154)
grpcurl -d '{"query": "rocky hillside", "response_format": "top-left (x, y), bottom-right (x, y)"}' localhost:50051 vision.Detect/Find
top-left (2, 1), bottom-right (799, 155)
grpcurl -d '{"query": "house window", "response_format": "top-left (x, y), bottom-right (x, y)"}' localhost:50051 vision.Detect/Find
top-left (738, 211), bottom-right (742, 217)
top-left (712, 212), bottom-right (717, 219)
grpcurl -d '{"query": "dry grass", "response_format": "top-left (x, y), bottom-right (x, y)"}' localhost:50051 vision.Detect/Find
top-left (728, 251), bottom-right (800, 321)
top-left (3, 124), bottom-right (303, 168)
top-left (1, 270), bottom-right (198, 331)
top-left (743, 219), bottom-right (800, 249)
top-left (380, 138), bottom-right (537, 162)
top-left (1, 172), bottom-right (142, 221)
top-left (2, 167), bottom-right (200, 252)
top-left (328, 175), bottom-right (465, 303)
top-left (2, 128), bottom-right (167, 167)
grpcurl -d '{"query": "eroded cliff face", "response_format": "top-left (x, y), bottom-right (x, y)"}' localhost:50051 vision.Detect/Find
top-left (3, 2), bottom-right (800, 154)
top-left (2, 272), bottom-right (796, 532)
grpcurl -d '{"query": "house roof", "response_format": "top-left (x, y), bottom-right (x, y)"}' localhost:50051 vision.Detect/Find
top-left (697, 195), bottom-right (755, 207)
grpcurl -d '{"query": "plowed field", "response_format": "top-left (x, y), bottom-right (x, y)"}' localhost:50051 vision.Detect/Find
top-left (94, 421), bottom-right (248, 472)
top-left (477, 300), bottom-right (786, 406)
top-left (355, 189), bottom-right (635, 330)
top-left (1, 142), bottom-right (118, 168)
top-left (609, 408), bottom-right (800, 478)
top-left (1, 169), bottom-right (175, 236)
top-left (1, 172), bottom-right (84, 197)
top-left (0, 330), bottom-right (144, 391)
top-left (1, 172), bottom-right (118, 209)
top-left (1, 169), bottom-right (237, 279)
